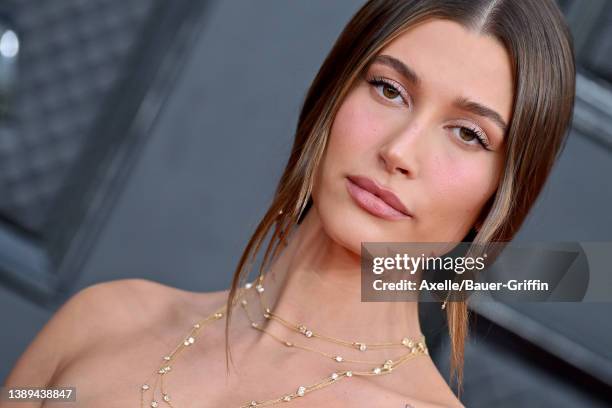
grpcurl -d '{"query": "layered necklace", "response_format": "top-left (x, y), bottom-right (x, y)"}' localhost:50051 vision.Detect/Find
top-left (139, 275), bottom-right (428, 407)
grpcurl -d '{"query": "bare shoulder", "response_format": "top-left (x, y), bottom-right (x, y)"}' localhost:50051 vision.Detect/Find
top-left (408, 378), bottom-right (464, 408)
top-left (63, 278), bottom-right (231, 345)
top-left (375, 355), bottom-right (464, 408)
top-left (3, 278), bottom-right (228, 390)
top-left (402, 400), bottom-right (464, 408)
top-left (67, 278), bottom-right (229, 329)
top-left (403, 393), bottom-right (465, 408)
top-left (3, 279), bottom-right (158, 388)
top-left (390, 381), bottom-right (463, 408)
top-left (407, 365), bottom-right (464, 408)
top-left (384, 386), bottom-right (464, 408)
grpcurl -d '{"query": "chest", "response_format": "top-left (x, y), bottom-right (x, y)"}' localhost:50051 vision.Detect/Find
top-left (44, 347), bottom-right (407, 408)
top-left (43, 323), bottom-right (414, 408)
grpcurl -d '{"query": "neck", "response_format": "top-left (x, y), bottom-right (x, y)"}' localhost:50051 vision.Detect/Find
top-left (252, 206), bottom-right (422, 344)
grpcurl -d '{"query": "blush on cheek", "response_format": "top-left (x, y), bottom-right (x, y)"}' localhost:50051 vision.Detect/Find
top-left (430, 155), bottom-right (493, 214)
top-left (330, 91), bottom-right (382, 151)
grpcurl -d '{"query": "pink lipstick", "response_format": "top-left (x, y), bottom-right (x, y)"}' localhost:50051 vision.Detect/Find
top-left (345, 175), bottom-right (412, 221)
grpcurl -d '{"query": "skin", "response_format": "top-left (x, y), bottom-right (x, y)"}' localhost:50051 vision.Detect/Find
top-left (3, 18), bottom-right (513, 408)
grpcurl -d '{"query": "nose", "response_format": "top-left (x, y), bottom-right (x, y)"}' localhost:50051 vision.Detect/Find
top-left (378, 124), bottom-right (422, 178)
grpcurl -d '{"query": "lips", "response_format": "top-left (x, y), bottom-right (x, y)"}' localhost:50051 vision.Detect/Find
top-left (346, 175), bottom-right (412, 220)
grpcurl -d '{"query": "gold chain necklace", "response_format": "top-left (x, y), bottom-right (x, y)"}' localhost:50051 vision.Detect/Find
top-left (248, 279), bottom-right (426, 354)
top-left (243, 282), bottom-right (427, 365)
top-left (139, 302), bottom-right (227, 408)
top-left (139, 280), bottom-right (428, 407)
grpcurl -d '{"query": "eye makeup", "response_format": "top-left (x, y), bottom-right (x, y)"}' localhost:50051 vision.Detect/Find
top-left (363, 70), bottom-right (493, 150)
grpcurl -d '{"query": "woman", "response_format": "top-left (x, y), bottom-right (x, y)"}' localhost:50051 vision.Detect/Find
top-left (3, 0), bottom-right (574, 407)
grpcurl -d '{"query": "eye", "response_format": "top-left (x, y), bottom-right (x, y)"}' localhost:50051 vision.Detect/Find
top-left (366, 76), bottom-right (409, 106)
top-left (451, 125), bottom-right (491, 150)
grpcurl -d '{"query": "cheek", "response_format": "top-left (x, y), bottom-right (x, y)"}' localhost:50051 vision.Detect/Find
top-left (318, 89), bottom-right (391, 203)
top-left (328, 89), bottom-right (383, 154)
top-left (428, 153), bottom-right (499, 220)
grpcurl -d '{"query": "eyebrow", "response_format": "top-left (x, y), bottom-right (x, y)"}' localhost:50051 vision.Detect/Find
top-left (372, 55), bottom-right (421, 86)
top-left (371, 54), bottom-right (509, 135)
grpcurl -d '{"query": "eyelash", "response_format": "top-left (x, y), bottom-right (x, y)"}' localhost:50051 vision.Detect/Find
top-left (365, 75), bottom-right (491, 150)
top-left (366, 76), bottom-right (409, 106)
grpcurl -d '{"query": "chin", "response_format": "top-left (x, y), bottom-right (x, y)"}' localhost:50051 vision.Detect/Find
top-left (314, 198), bottom-right (396, 256)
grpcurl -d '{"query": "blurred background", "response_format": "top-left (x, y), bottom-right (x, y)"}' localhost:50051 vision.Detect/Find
top-left (0, 1), bottom-right (611, 406)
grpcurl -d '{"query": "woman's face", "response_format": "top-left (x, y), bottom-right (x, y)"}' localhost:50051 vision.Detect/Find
top-left (312, 18), bottom-right (513, 253)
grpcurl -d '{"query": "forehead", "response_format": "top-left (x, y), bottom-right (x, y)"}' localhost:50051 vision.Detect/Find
top-left (378, 18), bottom-right (514, 123)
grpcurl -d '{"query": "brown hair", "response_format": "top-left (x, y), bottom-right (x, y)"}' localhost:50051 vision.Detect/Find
top-left (224, 0), bottom-right (575, 391)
